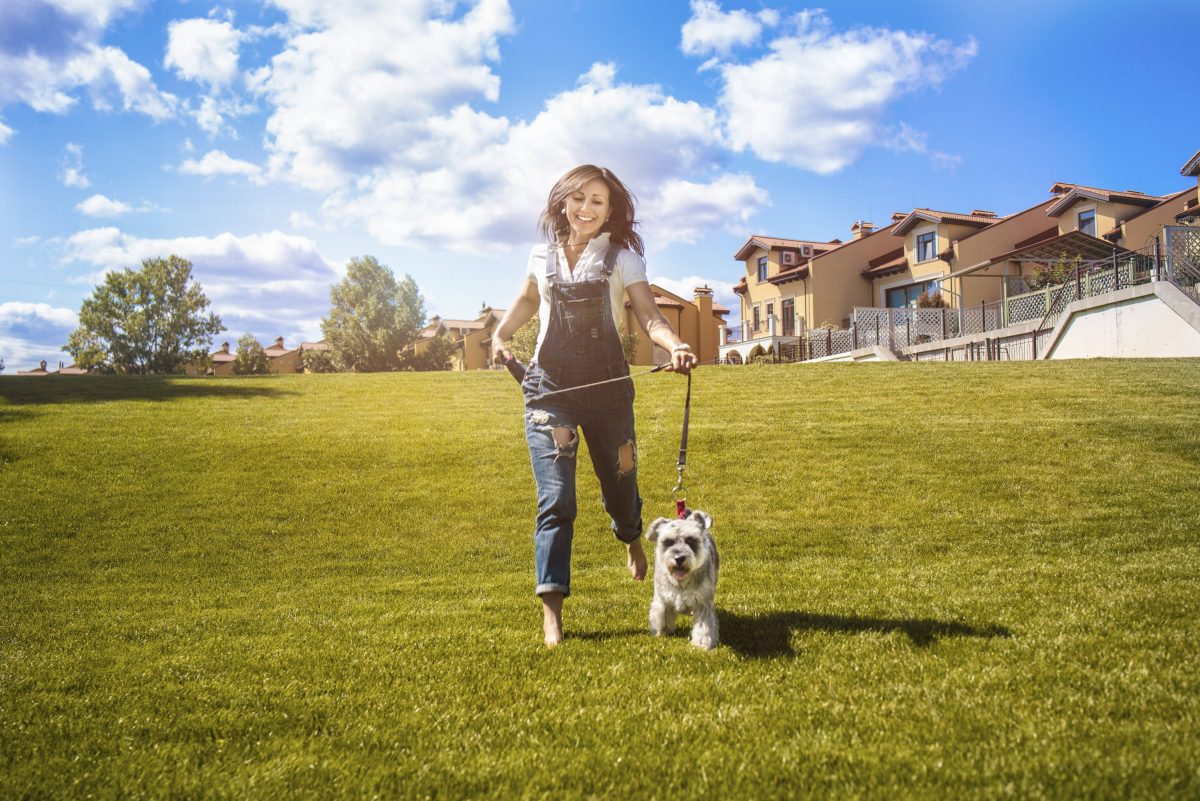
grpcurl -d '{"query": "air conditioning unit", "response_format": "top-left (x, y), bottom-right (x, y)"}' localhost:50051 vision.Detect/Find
top-left (781, 251), bottom-right (796, 266)
top-left (800, 244), bottom-right (813, 257)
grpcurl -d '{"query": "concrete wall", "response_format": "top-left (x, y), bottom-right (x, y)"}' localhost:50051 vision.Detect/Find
top-left (1049, 284), bottom-right (1200, 358)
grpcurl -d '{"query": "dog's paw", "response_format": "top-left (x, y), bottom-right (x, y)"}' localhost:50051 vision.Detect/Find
top-left (691, 634), bottom-right (717, 650)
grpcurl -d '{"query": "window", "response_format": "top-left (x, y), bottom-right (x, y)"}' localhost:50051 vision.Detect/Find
top-left (766, 302), bottom-right (774, 326)
top-left (916, 231), bottom-right (936, 262)
top-left (886, 280), bottom-right (941, 309)
top-left (1078, 209), bottom-right (1096, 236)
top-left (753, 305), bottom-right (761, 331)
top-left (757, 256), bottom-right (768, 281)
top-left (781, 298), bottom-right (795, 336)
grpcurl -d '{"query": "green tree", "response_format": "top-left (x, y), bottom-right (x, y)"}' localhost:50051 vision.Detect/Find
top-left (62, 255), bottom-right (224, 373)
top-left (233, 334), bottom-right (270, 375)
top-left (506, 316), bottom-right (540, 364)
top-left (321, 256), bottom-right (425, 372)
top-left (400, 332), bottom-right (458, 371)
top-left (301, 349), bottom-right (338, 373)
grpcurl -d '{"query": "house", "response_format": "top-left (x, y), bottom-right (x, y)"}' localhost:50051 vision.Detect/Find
top-left (16, 360), bottom-right (51, 376)
top-left (725, 235), bottom-right (844, 360)
top-left (622, 284), bottom-right (729, 366)
top-left (882, 208), bottom-right (1005, 308)
top-left (413, 307), bottom-right (505, 370)
top-left (263, 336), bottom-right (302, 374)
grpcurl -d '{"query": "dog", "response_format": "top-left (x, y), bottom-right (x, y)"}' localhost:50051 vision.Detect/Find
top-left (646, 510), bottom-right (719, 650)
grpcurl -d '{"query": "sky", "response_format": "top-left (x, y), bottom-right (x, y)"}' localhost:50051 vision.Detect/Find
top-left (1, 0), bottom-right (1198, 371)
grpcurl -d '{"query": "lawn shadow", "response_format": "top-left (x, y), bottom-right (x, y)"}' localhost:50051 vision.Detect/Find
top-left (570, 627), bottom-right (646, 643)
top-left (718, 609), bottom-right (1012, 658)
top-left (0, 376), bottom-right (293, 406)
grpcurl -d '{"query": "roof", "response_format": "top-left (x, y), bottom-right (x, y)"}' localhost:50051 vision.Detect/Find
top-left (1181, 150), bottom-right (1200, 177)
top-left (808, 221), bottom-right (902, 263)
top-left (733, 235), bottom-right (841, 261)
top-left (1105, 186), bottom-right (1196, 232)
top-left (945, 230), bottom-right (1126, 279)
top-left (893, 209), bottom-right (1003, 236)
top-left (440, 318), bottom-right (488, 331)
top-left (300, 341), bottom-right (331, 351)
top-left (861, 247), bottom-right (907, 278)
top-left (1046, 183), bottom-right (1162, 216)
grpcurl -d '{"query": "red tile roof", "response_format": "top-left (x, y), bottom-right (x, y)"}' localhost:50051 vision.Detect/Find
top-left (893, 209), bottom-right (1003, 235)
top-left (733, 235), bottom-right (842, 261)
top-left (1182, 149), bottom-right (1200, 177)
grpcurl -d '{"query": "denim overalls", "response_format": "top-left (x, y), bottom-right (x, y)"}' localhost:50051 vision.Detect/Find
top-left (522, 243), bottom-right (643, 597)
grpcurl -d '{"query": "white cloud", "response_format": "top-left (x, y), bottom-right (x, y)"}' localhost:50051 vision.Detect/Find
top-left (0, 118), bottom-right (12, 144)
top-left (62, 227), bottom-right (341, 346)
top-left (165, 18), bottom-right (242, 88)
top-left (715, 10), bottom-right (976, 173)
top-left (0, 1), bottom-right (176, 121)
top-left (15, 235), bottom-right (41, 247)
top-left (681, 0), bottom-right (777, 57)
top-left (179, 149), bottom-right (262, 180)
top-left (76, 193), bottom-right (132, 217)
top-left (324, 61), bottom-right (765, 253)
top-left (881, 121), bottom-right (962, 171)
top-left (0, 301), bottom-right (78, 328)
top-left (60, 142), bottom-right (90, 187)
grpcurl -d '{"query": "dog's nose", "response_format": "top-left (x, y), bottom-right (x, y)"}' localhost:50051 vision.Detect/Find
top-left (673, 555), bottom-right (688, 567)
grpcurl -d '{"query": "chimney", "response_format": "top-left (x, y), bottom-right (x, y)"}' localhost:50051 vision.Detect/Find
top-left (693, 286), bottom-right (715, 362)
top-left (221, 342), bottom-right (230, 354)
top-left (39, 360), bottom-right (48, 371)
top-left (891, 211), bottom-right (907, 223)
top-left (851, 220), bottom-right (876, 240)
top-left (971, 209), bottom-right (997, 218)
top-left (274, 336), bottom-right (285, 349)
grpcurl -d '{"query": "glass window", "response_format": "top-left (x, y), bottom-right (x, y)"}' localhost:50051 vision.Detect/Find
top-left (916, 231), bottom-right (936, 262)
top-left (753, 305), bottom-right (761, 331)
top-left (1078, 209), bottom-right (1096, 236)
top-left (757, 256), bottom-right (768, 281)
top-left (886, 280), bottom-right (941, 309)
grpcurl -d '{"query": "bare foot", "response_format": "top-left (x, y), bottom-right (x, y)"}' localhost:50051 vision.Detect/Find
top-left (542, 592), bottom-right (564, 648)
top-left (626, 539), bottom-right (647, 581)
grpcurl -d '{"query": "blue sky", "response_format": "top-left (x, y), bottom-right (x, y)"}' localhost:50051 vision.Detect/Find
top-left (2, 0), bottom-right (1197, 371)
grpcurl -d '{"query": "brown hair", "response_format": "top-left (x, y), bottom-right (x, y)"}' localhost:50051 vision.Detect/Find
top-left (537, 165), bottom-right (644, 256)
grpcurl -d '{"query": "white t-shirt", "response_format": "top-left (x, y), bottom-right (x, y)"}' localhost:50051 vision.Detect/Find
top-left (524, 232), bottom-right (648, 362)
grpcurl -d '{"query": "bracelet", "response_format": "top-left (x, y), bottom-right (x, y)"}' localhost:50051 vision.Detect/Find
top-left (672, 343), bottom-right (692, 352)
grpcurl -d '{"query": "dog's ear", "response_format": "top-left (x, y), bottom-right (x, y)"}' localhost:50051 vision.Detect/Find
top-left (645, 517), bottom-right (671, 542)
top-left (688, 510), bottom-right (713, 533)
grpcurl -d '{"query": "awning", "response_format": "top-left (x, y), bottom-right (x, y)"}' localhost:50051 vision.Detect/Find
top-left (945, 230), bottom-right (1127, 279)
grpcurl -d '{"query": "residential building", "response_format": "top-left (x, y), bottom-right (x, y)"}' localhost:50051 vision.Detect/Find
top-left (264, 337), bottom-right (302, 374)
top-left (622, 284), bottom-right (729, 366)
top-left (414, 307), bottom-right (505, 370)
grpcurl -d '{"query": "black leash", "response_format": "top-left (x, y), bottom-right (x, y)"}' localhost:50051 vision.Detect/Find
top-left (673, 369), bottom-right (692, 519)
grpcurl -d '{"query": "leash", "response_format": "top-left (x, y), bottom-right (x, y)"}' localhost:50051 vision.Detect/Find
top-left (673, 369), bottom-right (692, 519)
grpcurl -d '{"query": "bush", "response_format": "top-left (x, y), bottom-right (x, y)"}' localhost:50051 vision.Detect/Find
top-left (302, 349), bottom-right (338, 373)
top-left (917, 290), bottom-right (948, 308)
top-left (233, 334), bottom-right (270, 375)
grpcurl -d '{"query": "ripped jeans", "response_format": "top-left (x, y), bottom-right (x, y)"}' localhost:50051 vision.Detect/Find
top-left (523, 363), bottom-right (643, 597)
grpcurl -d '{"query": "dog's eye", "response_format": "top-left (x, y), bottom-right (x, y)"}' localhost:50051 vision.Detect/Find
top-left (685, 537), bottom-right (699, 549)
top-left (661, 538), bottom-right (675, 547)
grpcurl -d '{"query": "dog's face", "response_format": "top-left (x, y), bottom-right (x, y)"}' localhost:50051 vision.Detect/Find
top-left (646, 510), bottom-right (714, 582)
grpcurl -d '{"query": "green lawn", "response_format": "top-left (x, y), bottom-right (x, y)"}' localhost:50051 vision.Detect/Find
top-left (2, 361), bottom-right (1199, 799)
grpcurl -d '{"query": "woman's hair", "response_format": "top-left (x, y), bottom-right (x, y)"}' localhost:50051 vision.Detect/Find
top-left (538, 165), bottom-right (644, 256)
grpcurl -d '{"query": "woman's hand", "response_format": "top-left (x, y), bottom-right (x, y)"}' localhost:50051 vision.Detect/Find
top-left (491, 336), bottom-right (513, 367)
top-left (669, 345), bottom-right (697, 375)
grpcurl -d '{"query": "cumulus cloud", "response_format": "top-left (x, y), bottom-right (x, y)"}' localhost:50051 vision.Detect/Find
top-left (165, 18), bottom-right (241, 88)
top-left (708, 8), bottom-right (976, 173)
top-left (0, 301), bottom-right (80, 371)
top-left (681, 0), bottom-right (778, 57)
top-left (881, 121), bottom-right (962, 171)
top-left (60, 142), bottom-right (89, 187)
top-left (62, 227), bottom-right (341, 346)
top-left (323, 61), bottom-right (767, 252)
top-left (0, 1), bottom-right (177, 121)
top-left (0, 118), bottom-right (12, 144)
top-left (179, 149), bottom-right (263, 180)
top-left (76, 193), bottom-right (132, 217)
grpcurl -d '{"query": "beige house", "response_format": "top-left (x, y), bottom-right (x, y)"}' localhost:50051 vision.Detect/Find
top-left (622, 284), bottom-right (729, 366)
top-left (413, 308), bottom-right (505, 371)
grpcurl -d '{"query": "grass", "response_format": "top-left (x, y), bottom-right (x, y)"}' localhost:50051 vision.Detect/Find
top-left (1, 360), bottom-right (1199, 799)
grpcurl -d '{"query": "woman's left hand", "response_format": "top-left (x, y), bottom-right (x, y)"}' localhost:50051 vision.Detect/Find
top-left (669, 346), bottom-right (697, 375)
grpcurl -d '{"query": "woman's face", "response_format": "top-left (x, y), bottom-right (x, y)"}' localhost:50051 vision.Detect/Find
top-left (563, 177), bottom-right (611, 241)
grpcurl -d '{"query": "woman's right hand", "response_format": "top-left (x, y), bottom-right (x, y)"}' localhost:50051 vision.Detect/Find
top-left (491, 337), bottom-right (513, 367)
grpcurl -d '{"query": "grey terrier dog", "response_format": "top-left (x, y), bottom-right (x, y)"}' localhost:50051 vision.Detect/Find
top-left (646, 510), bottom-right (719, 650)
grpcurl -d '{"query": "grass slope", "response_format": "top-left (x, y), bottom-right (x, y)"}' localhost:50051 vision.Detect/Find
top-left (2, 361), bottom-right (1199, 799)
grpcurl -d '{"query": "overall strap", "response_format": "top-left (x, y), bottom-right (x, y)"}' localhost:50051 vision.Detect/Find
top-left (545, 244), bottom-right (559, 281)
top-left (602, 244), bottom-right (619, 277)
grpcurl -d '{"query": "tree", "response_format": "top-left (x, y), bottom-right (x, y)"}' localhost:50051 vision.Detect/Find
top-left (301, 349), bottom-right (338, 373)
top-left (233, 334), bottom-right (270, 375)
top-left (400, 332), bottom-right (458, 371)
top-left (506, 316), bottom-right (540, 364)
top-left (62, 255), bottom-right (224, 374)
top-left (321, 256), bottom-right (425, 372)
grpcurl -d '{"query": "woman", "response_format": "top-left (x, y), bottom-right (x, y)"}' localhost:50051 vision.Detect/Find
top-left (491, 165), bottom-right (698, 648)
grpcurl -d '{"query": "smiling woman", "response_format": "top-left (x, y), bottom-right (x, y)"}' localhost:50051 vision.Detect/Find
top-left (490, 164), bottom-right (698, 648)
